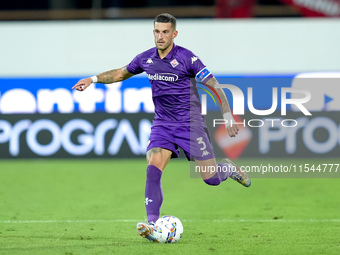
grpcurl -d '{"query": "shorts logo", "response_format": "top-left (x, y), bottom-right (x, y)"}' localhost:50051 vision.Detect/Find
top-left (197, 68), bottom-right (211, 82)
top-left (170, 59), bottom-right (179, 68)
top-left (146, 58), bottom-right (153, 64)
top-left (148, 73), bottom-right (178, 82)
top-left (202, 150), bottom-right (210, 157)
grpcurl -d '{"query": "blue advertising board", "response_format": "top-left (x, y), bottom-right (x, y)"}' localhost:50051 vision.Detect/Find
top-left (1, 75), bottom-right (304, 114)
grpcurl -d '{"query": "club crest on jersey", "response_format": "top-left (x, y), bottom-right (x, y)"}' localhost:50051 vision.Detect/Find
top-left (170, 59), bottom-right (179, 68)
top-left (146, 58), bottom-right (153, 64)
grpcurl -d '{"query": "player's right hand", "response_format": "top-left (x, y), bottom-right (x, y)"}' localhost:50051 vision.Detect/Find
top-left (72, 77), bottom-right (93, 91)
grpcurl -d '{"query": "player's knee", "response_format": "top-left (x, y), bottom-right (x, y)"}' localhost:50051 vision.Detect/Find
top-left (146, 147), bottom-right (172, 171)
top-left (146, 151), bottom-right (159, 165)
top-left (146, 148), bottom-right (164, 170)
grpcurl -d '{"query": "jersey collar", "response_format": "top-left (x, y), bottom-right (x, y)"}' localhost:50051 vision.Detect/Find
top-left (153, 43), bottom-right (177, 60)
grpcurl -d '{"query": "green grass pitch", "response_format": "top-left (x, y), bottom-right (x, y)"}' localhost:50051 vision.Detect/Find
top-left (0, 158), bottom-right (339, 255)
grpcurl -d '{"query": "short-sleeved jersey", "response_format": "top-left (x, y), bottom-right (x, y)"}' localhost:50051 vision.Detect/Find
top-left (126, 44), bottom-right (212, 126)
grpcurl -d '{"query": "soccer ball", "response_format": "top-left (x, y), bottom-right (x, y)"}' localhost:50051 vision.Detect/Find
top-left (153, 215), bottom-right (183, 243)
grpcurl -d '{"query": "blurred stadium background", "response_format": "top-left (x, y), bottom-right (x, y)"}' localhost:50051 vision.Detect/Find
top-left (0, 0), bottom-right (339, 160)
top-left (0, 1), bottom-right (339, 254)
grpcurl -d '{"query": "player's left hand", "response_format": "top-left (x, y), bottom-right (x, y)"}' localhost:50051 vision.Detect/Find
top-left (226, 123), bottom-right (239, 137)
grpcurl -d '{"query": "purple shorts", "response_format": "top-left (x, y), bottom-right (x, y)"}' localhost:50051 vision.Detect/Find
top-left (147, 125), bottom-right (215, 161)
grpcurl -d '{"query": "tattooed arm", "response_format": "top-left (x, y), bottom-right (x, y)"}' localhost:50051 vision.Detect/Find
top-left (72, 66), bottom-right (133, 91)
top-left (204, 76), bottom-right (239, 137)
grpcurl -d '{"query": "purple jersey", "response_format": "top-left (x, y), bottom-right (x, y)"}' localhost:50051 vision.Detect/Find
top-left (126, 44), bottom-right (212, 126)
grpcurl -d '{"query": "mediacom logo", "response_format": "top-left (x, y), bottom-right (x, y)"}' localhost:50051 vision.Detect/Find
top-left (148, 73), bottom-right (178, 82)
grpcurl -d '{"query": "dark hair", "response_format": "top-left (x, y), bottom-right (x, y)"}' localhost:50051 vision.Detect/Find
top-left (154, 13), bottom-right (177, 29)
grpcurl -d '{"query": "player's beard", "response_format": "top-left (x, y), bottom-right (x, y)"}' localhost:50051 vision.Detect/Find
top-left (155, 40), bottom-right (172, 52)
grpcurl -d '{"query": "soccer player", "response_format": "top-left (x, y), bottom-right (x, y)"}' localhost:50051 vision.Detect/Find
top-left (73, 13), bottom-right (251, 243)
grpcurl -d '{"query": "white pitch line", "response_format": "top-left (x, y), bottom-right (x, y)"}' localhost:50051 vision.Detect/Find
top-left (213, 219), bottom-right (340, 223)
top-left (1, 220), bottom-right (137, 224)
top-left (1, 219), bottom-right (340, 224)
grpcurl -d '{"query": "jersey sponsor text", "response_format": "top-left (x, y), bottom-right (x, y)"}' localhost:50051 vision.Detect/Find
top-left (148, 73), bottom-right (179, 82)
